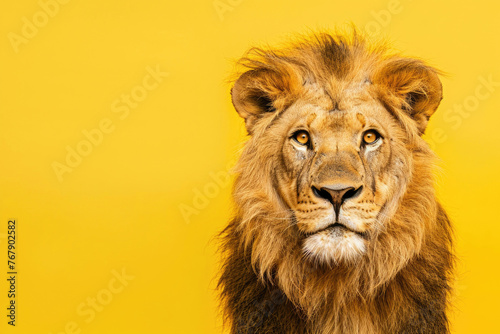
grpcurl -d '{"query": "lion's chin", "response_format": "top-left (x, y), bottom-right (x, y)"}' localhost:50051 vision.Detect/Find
top-left (302, 226), bottom-right (366, 266)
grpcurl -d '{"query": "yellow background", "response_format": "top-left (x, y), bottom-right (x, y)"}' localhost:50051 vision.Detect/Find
top-left (1, 0), bottom-right (499, 333)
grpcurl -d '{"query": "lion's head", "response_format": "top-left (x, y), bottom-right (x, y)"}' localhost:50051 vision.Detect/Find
top-left (220, 32), bottom-right (453, 333)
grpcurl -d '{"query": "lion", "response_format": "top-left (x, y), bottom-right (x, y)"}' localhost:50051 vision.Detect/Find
top-left (218, 31), bottom-right (454, 334)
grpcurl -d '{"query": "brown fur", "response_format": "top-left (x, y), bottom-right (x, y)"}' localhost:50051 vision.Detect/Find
top-left (218, 31), bottom-right (454, 334)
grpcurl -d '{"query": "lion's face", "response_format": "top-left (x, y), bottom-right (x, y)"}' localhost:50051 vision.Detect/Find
top-left (261, 84), bottom-right (411, 265)
top-left (230, 35), bottom-right (442, 271)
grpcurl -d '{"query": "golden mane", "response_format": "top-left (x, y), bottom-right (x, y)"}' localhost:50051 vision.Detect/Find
top-left (218, 30), bottom-right (454, 334)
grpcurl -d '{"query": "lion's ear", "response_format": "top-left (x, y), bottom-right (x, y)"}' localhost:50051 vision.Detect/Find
top-left (375, 58), bottom-right (443, 134)
top-left (231, 68), bottom-right (296, 134)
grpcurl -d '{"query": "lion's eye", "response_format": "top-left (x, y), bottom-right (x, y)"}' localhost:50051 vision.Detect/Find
top-left (363, 130), bottom-right (380, 145)
top-left (293, 131), bottom-right (310, 145)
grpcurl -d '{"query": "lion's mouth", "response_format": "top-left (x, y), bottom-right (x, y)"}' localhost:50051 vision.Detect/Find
top-left (304, 223), bottom-right (368, 239)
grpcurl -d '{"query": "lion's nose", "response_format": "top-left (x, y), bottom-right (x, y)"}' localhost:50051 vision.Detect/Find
top-left (312, 184), bottom-right (363, 215)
